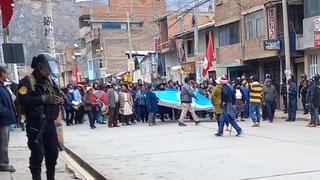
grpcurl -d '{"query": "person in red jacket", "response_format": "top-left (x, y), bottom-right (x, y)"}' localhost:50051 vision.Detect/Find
top-left (83, 87), bottom-right (97, 129)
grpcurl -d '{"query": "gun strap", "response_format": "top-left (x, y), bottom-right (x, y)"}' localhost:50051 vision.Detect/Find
top-left (28, 74), bottom-right (36, 91)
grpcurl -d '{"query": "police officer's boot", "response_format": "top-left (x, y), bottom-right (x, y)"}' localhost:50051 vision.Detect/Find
top-left (46, 167), bottom-right (55, 180)
top-left (30, 168), bottom-right (41, 180)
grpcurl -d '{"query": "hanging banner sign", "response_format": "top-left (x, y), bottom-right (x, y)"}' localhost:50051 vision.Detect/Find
top-left (267, 7), bottom-right (277, 40)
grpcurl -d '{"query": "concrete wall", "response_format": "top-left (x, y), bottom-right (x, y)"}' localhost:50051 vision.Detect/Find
top-left (303, 15), bottom-right (320, 49)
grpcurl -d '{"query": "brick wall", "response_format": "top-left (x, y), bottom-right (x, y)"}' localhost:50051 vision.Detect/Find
top-left (215, 0), bottom-right (241, 24)
top-left (79, 0), bottom-right (165, 22)
top-left (244, 35), bottom-right (278, 60)
top-left (216, 44), bottom-right (242, 64)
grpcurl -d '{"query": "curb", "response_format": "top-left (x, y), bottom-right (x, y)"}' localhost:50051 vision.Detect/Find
top-left (274, 115), bottom-right (309, 122)
top-left (64, 146), bottom-right (107, 180)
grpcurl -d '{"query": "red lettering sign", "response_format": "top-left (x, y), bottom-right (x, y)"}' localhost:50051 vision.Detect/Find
top-left (314, 31), bottom-right (320, 47)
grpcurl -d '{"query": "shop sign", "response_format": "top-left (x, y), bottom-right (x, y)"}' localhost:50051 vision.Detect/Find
top-left (264, 40), bottom-right (280, 50)
top-left (267, 7), bottom-right (277, 40)
top-left (314, 18), bottom-right (320, 47)
top-left (195, 53), bottom-right (204, 67)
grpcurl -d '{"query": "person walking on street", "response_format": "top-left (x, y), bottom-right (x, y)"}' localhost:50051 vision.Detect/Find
top-left (119, 84), bottom-right (134, 125)
top-left (215, 75), bottom-right (243, 137)
top-left (0, 66), bottom-right (16, 172)
top-left (249, 76), bottom-right (263, 127)
top-left (18, 54), bottom-right (64, 179)
top-left (211, 77), bottom-right (223, 128)
top-left (107, 83), bottom-right (120, 128)
top-left (178, 77), bottom-right (200, 126)
top-left (263, 78), bottom-right (277, 123)
top-left (299, 74), bottom-right (309, 115)
top-left (146, 85), bottom-right (159, 126)
top-left (83, 87), bottom-right (98, 129)
top-left (306, 75), bottom-right (320, 127)
top-left (287, 77), bottom-right (298, 122)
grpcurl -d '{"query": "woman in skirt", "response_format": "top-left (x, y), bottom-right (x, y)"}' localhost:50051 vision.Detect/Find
top-left (119, 84), bottom-right (134, 125)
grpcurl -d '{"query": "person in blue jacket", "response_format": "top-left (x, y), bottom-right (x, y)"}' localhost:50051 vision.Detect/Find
top-left (0, 66), bottom-right (16, 172)
top-left (146, 85), bottom-right (159, 126)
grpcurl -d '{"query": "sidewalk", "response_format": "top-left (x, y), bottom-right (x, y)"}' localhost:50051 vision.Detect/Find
top-left (274, 109), bottom-right (310, 122)
top-left (0, 129), bottom-right (78, 180)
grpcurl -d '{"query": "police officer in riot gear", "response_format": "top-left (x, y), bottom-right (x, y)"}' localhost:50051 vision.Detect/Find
top-left (286, 75), bottom-right (298, 122)
top-left (17, 53), bottom-right (64, 180)
top-left (299, 74), bottom-right (309, 114)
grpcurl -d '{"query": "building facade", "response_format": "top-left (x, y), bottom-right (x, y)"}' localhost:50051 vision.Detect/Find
top-left (77, 0), bottom-right (164, 83)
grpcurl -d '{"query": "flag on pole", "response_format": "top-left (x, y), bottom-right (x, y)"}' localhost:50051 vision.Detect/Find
top-left (0, 0), bottom-right (14, 28)
top-left (202, 32), bottom-right (214, 77)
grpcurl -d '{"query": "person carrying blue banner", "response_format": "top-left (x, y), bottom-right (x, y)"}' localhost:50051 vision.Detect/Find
top-left (178, 77), bottom-right (201, 126)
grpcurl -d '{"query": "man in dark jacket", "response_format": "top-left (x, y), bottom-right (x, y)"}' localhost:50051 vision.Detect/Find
top-left (215, 75), bottom-right (243, 137)
top-left (0, 66), bottom-right (16, 172)
top-left (263, 78), bottom-right (277, 122)
top-left (146, 85), bottom-right (159, 126)
top-left (299, 74), bottom-right (309, 114)
top-left (18, 53), bottom-right (64, 180)
top-left (107, 83), bottom-right (120, 128)
top-left (287, 76), bottom-right (298, 122)
top-left (306, 75), bottom-right (320, 127)
top-left (178, 77), bottom-right (200, 126)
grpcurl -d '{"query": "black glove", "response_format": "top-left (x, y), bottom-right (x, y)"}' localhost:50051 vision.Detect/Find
top-left (41, 94), bottom-right (53, 104)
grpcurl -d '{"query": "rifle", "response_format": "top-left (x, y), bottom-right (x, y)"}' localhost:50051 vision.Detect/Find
top-left (34, 105), bottom-right (63, 151)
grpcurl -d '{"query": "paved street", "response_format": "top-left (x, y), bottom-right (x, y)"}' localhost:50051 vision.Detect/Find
top-left (64, 118), bottom-right (320, 180)
top-left (0, 130), bottom-right (80, 180)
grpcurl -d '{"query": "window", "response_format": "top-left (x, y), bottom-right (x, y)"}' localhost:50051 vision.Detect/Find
top-left (102, 22), bottom-right (122, 29)
top-left (309, 54), bottom-right (318, 77)
top-left (99, 59), bottom-right (103, 68)
top-left (130, 22), bottom-right (143, 28)
top-left (187, 39), bottom-right (194, 56)
top-left (218, 21), bottom-right (240, 46)
top-left (245, 10), bottom-right (265, 39)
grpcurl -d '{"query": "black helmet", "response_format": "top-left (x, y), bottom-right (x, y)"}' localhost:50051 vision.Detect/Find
top-left (312, 74), bottom-right (320, 83)
top-left (31, 53), bottom-right (58, 75)
top-left (250, 75), bottom-right (257, 82)
top-left (301, 74), bottom-right (307, 78)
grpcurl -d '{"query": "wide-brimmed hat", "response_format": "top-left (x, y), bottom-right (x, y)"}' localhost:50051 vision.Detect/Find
top-left (86, 87), bottom-right (93, 92)
top-left (265, 78), bottom-right (272, 83)
top-left (220, 75), bottom-right (228, 85)
top-left (215, 77), bottom-right (221, 84)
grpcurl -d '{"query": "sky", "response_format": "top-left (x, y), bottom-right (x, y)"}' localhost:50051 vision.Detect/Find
top-left (73, 0), bottom-right (214, 12)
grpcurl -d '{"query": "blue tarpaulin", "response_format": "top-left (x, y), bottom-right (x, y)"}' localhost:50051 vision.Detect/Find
top-left (155, 91), bottom-right (215, 111)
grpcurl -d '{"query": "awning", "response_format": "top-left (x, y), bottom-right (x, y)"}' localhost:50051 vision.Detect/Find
top-left (113, 71), bottom-right (128, 77)
top-left (171, 65), bottom-right (181, 71)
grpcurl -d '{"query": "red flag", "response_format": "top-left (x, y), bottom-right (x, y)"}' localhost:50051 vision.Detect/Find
top-left (0, 0), bottom-right (14, 28)
top-left (202, 32), bottom-right (214, 76)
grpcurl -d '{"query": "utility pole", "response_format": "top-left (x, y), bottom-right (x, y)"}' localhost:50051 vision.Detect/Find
top-left (194, 0), bottom-right (201, 83)
top-left (178, 0), bottom-right (183, 32)
top-left (282, 0), bottom-right (291, 79)
top-left (127, 11), bottom-right (133, 64)
top-left (282, 0), bottom-right (291, 109)
top-left (127, 0), bottom-right (134, 80)
top-left (42, 0), bottom-right (55, 55)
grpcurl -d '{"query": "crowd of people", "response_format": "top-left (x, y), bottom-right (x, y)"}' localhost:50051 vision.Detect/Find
top-left (57, 72), bottom-right (320, 132)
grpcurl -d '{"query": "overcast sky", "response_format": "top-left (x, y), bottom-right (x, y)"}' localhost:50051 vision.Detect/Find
top-left (74, 0), bottom-right (214, 12)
